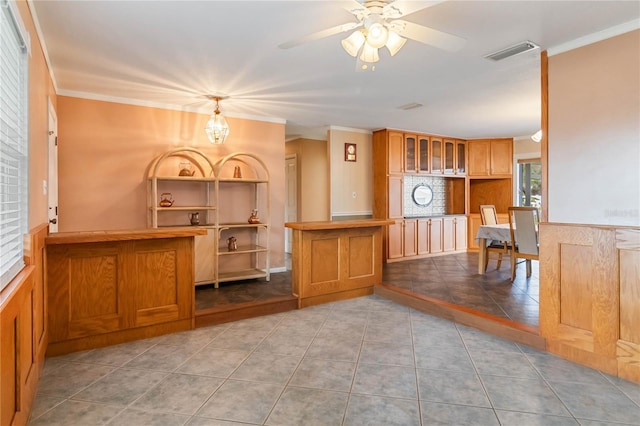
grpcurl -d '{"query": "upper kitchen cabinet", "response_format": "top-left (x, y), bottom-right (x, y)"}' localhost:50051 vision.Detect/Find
top-left (456, 140), bottom-right (466, 175)
top-left (467, 139), bottom-right (513, 177)
top-left (404, 134), bottom-right (417, 173)
top-left (388, 131), bottom-right (404, 174)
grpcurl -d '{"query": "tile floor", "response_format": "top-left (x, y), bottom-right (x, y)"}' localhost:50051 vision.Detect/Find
top-left (30, 295), bottom-right (639, 425)
top-left (382, 252), bottom-right (540, 327)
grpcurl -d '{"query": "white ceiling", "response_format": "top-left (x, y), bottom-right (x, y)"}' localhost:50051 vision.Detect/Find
top-left (30, 1), bottom-right (639, 140)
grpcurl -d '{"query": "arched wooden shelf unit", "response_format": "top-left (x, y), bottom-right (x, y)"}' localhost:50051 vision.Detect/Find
top-left (147, 149), bottom-right (270, 288)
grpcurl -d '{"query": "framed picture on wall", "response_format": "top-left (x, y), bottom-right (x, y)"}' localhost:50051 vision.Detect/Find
top-left (345, 143), bottom-right (357, 162)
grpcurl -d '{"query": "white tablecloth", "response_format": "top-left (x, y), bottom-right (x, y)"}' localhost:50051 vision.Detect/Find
top-left (476, 223), bottom-right (511, 243)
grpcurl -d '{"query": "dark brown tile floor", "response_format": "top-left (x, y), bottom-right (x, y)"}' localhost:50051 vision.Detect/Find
top-left (195, 252), bottom-right (540, 327)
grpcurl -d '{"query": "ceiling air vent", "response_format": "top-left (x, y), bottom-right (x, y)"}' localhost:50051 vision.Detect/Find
top-left (484, 41), bottom-right (540, 61)
top-left (398, 102), bottom-right (423, 111)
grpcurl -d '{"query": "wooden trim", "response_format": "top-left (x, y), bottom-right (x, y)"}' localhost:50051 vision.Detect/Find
top-left (45, 227), bottom-right (207, 245)
top-left (540, 50), bottom-right (549, 222)
top-left (195, 296), bottom-right (298, 328)
top-left (46, 319), bottom-right (193, 356)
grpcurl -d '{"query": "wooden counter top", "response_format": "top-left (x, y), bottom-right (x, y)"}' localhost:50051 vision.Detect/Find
top-left (284, 219), bottom-right (393, 231)
top-left (45, 227), bottom-right (208, 245)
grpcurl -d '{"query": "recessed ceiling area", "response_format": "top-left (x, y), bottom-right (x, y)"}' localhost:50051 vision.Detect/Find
top-left (29, 0), bottom-right (640, 140)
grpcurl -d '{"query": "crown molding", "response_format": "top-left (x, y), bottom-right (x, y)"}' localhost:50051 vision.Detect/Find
top-left (26, 0), bottom-right (57, 91)
top-left (56, 89), bottom-right (287, 124)
top-left (329, 126), bottom-right (372, 134)
top-left (548, 19), bottom-right (640, 57)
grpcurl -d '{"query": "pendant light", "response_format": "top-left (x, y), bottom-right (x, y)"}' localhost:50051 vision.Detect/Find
top-left (205, 96), bottom-right (229, 144)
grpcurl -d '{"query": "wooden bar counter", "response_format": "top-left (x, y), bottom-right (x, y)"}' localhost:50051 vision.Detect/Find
top-left (285, 219), bottom-right (392, 308)
top-left (45, 227), bottom-right (206, 355)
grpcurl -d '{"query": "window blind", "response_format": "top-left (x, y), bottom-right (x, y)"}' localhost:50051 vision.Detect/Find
top-left (0, 0), bottom-right (29, 290)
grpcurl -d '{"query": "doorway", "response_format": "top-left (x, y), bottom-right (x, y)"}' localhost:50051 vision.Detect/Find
top-left (47, 98), bottom-right (59, 232)
top-left (284, 155), bottom-right (297, 253)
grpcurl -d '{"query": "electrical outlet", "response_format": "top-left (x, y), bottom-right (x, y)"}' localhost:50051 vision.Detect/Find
top-left (352, 191), bottom-right (357, 198)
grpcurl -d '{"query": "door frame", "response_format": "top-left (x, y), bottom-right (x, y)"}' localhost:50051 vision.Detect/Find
top-left (47, 98), bottom-right (58, 232)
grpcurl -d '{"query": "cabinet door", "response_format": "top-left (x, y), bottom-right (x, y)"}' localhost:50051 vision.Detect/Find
top-left (387, 220), bottom-right (404, 259)
top-left (443, 217), bottom-right (456, 252)
top-left (456, 141), bottom-right (466, 175)
top-left (430, 218), bottom-right (443, 253)
top-left (431, 138), bottom-right (443, 173)
top-left (490, 139), bottom-right (513, 175)
top-left (47, 243), bottom-right (127, 341)
top-left (388, 131), bottom-right (404, 174)
top-left (195, 229), bottom-right (216, 284)
top-left (417, 219), bottom-right (430, 255)
top-left (132, 238), bottom-right (193, 327)
top-left (388, 175), bottom-right (403, 219)
top-left (418, 136), bottom-right (430, 173)
top-left (455, 216), bottom-right (467, 250)
top-left (467, 140), bottom-right (491, 176)
top-left (444, 139), bottom-right (455, 174)
top-left (467, 214), bottom-right (482, 250)
top-left (403, 219), bottom-right (417, 257)
top-left (404, 134), bottom-right (417, 173)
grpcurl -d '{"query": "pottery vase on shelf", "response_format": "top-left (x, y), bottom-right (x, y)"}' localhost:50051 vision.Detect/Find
top-left (233, 166), bottom-right (242, 179)
top-left (227, 236), bottom-right (237, 251)
top-left (248, 209), bottom-right (260, 224)
top-left (188, 212), bottom-right (200, 226)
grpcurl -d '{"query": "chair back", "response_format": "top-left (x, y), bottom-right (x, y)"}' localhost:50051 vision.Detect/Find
top-left (508, 207), bottom-right (539, 255)
top-left (480, 205), bottom-right (498, 225)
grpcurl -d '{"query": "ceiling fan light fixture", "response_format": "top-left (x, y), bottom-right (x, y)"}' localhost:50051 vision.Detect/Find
top-left (385, 30), bottom-right (406, 56)
top-left (359, 42), bottom-right (380, 63)
top-left (366, 22), bottom-right (389, 48)
top-left (205, 96), bottom-right (230, 144)
top-left (341, 30), bottom-right (366, 57)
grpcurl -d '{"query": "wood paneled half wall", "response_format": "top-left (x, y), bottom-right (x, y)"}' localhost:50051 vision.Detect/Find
top-left (0, 224), bottom-right (48, 426)
top-left (540, 223), bottom-right (640, 383)
top-left (45, 228), bottom-right (205, 356)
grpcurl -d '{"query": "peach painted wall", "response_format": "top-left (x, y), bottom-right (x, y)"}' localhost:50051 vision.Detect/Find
top-left (328, 128), bottom-right (373, 218)
top-left (57, 97), bottom-right (286, 267)
top-left (285, 138), bottom-right (330, 222)
top-left (548, 30), bottom-right (640, 226)
top-left (17, 0), bottom-right (57, 229)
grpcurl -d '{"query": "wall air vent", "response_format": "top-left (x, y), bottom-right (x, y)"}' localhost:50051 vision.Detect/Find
top-left (398, 102), bottom-right (423, 110)
top-left (484, 41), bottom-right (540, 61)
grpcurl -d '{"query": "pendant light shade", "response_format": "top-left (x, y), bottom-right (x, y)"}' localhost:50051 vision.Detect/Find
top-left (385, 31), bottom-right (407, 56)
top-left (359, 42), bottom-right (380, 63)
top-left (366, 22), bottom-right (389, 49)
top-left (205, 96), bottom-right (229, 144)
top-left (341, 30), bottom-right (366, 57)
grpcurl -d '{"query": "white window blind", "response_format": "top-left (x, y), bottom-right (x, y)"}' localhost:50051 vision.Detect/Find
top-left (0, 0), bottom-right (29, 290)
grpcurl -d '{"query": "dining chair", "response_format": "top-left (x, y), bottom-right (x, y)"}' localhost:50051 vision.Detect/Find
top-left (508, 206), bottom-right (539, 281)
top-left (479, 204), bottom-right (510, 271)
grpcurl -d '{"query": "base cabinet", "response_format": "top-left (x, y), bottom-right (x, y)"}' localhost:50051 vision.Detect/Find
top-left (386, 216), bottom-right (466, 261)
top-left (46, 232), bottom-right (198, 355)
top-left (387, 220), bottom-right (404, 259)
top-left (443, 217), bottom-right (456, 252)
top-left (430, 218), bottom-right (444, 253)
top-left (403, 219), bottom-right (417, 257)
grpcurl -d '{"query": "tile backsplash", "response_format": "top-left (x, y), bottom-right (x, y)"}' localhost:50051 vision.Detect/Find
top-left (403, 175), bottom-right (446, 217)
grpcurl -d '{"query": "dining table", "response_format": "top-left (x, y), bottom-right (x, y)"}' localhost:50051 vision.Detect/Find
top-left (475, 223), bottom-right (511, 274)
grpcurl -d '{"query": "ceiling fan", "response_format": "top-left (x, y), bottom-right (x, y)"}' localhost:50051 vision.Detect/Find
top-left (278, 0), bottom-right (466, 70)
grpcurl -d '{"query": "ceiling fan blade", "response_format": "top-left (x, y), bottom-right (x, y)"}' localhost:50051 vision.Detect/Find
top-left (278, 22), bottom-right (361, 49)
top-left (342, 0), bottom-right (369, 18)
top-left (391, 19), bottom-right (465, 52)
top-left (382, 0), bottom-right (445, 19)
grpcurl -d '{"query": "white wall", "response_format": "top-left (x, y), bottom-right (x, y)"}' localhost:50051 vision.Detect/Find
top-left (328, 127), bottom-right (373, 218)
top-left (548, 30), bottom-right (640, 226)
